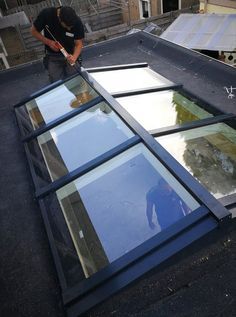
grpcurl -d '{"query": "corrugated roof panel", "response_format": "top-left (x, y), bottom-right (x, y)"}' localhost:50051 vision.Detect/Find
top-left (161, 14), bottom-right (236, 51)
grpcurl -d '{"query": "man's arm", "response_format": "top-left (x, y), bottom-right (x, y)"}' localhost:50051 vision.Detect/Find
top-left (146, 198), bottom-right (155, 230)
top-left (67, 39), bottom-right (83, 65)
top-left (179, 199), bottom-right (192, 216)
top-left (30, 25), bottom-right (59, 52)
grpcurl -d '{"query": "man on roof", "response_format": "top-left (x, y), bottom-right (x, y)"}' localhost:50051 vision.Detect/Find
top-left (146, 178), bottom-right (192, 231)
top-left (31, 6), bottom-right (84, 83)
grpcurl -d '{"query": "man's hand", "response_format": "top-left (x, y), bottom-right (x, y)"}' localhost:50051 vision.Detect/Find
top-left (31, 26), bottom-right (59, 52)
top-left (67, 54), bottom-right (76, 66)
top-left (46, 39), bottom-right (60, 52)
top-left (149, 221), bottom-right (156, 230)
top-left (47, 39), bottom-right (60, 52)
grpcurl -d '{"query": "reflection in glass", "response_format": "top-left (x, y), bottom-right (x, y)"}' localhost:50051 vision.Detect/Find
top-left (56, 143), bottom-right (199, 277)
top-left (90, 67), bottom-right (173, 94)
top-left (117, 90), bottom-right (212, 131)
top-left (29, 102), bottom-right (134, 182)
top-left (23, 75), bottom-right (98, 130)
top-left (157, 123), bottom-right (236, 199)
top-left (44, 193), bottom-right (85, 287)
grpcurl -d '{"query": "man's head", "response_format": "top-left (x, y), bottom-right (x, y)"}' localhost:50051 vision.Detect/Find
top-left (58, 6), bottom-right (78, 29)
top-left (158, 178), bottom-right (172, 195)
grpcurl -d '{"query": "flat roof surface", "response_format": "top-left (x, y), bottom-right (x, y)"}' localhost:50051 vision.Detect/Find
top-left (160, 13), bottom-right (236, 51)
top-left (82, 32), bottom-right (236, 114)
top-left (0, 32), bottom-right (236, 317)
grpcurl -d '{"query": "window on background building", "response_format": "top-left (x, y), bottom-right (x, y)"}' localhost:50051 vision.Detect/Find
top-left (140, 0), bottom-right (151, 18)
top-left (162, 0), bottom-right (179, 13)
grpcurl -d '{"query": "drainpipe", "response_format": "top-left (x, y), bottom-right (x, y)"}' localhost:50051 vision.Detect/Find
top-left (204, 0), bottom-right (208, 13)
top-left (0, 53), bottom-right (10, 69)
top-left (3, 0), bottom-right (9, 10)
top-left (127, 0), bottom-right (131, 26)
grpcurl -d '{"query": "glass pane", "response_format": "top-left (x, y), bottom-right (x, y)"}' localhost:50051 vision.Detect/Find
top-left (54, 143), bottom-right (200, 278)
top-left (156, 123), bottom-right (236, 199)
top-left (28, 102), bottom-right (134, 185)
top-left (90, 67), bottom-right (173, 94)
top-left (16, 75), bottom-right (99, 132)
top-left (117, 91), bottom-right (212, 131)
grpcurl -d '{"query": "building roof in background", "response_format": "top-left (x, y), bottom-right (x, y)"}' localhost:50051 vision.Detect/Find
top-left (161, 13), bottom-right (236, 51)
top-left (0, 11), bottom-right (29, 29)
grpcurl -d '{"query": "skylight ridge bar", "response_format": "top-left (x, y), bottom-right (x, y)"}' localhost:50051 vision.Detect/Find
top-left (150, 113), bottom-right (236, 137)
top-left (35, 135), bottom-right (141, 199)
top-left (112, 83), bottom-right (182, 98)
top-left (78, 67), bottom-right (231, 222)
top-left (219, 193), bottom-right (236, 208)
top-left (22, 96), bottom-right (103, 143)
top-left (86, 62), bottom-right (148, 73)
top-left (63, 206), bottom-right (210, 304)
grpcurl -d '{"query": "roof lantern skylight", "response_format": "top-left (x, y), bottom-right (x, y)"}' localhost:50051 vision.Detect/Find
top-left (14, 63), bottom-right (232, 316)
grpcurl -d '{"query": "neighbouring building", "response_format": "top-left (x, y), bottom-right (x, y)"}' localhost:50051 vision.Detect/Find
top-left (123, 0), bottom-right (198, 22)
top-left (199, 0), bottom-right (236, 13)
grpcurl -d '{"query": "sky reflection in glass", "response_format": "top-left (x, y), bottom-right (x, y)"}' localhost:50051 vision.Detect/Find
top-left (91, 68), bottom-right (173, 94)
top-left (117, 90), bottom-right (212, 131)
top-left (56, 143), bottom-right (200, 277)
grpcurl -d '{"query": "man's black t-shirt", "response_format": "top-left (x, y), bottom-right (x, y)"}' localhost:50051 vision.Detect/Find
top-left (146, 185), bottom-right (187, 230)
top-left (33, 7), bottom-right (84, 54)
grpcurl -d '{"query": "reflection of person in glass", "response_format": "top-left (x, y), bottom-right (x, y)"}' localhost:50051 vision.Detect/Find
top-left (146, 178), bottom-right (191, 230)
